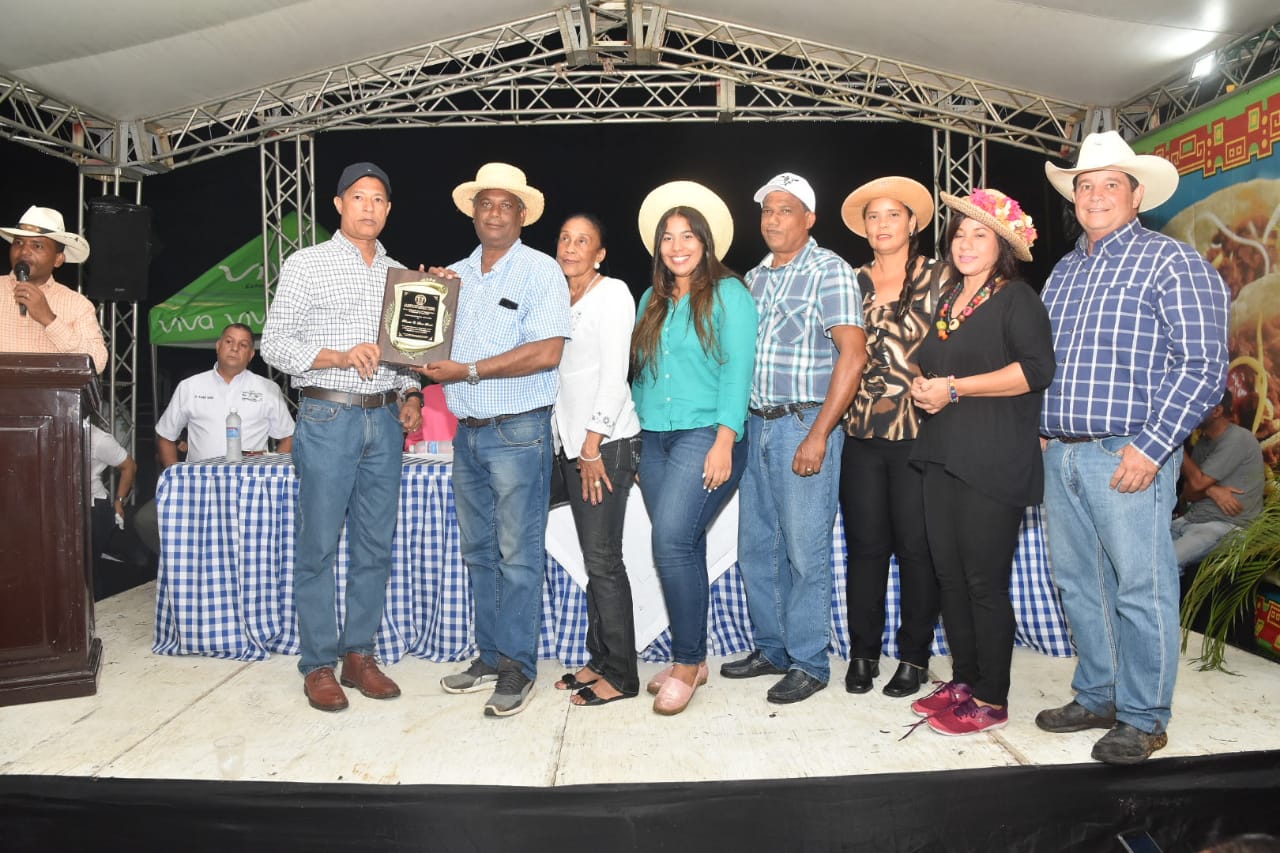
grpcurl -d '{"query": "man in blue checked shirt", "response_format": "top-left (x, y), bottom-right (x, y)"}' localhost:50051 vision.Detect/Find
top-left (720, 172), bottom-right (867, 703)
top-left (420, 163), bottom-right (570, 718)
top-left (1034, 132), bottom-right (1229, 765)
top-left (262, 162), bottom-right (424, 713)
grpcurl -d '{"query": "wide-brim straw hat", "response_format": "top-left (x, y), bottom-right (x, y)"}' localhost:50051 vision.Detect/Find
top-left (636, 180), bottom-right (733, 260)
top-left (840, 177), bottom-right (934, 237)
top-left (940, 189), bottom-right (1037, 262)
top-left (0, 205), bottom-right (91, 263)
top-left (1044, 131), bottom-right (1178, 212)
top-left (452, 162), bottom-right (545, 225)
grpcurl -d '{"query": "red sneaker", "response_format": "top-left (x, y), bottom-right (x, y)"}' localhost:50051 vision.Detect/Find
top-left (926, 698), bottom-right (1008, 736)
top-left (910, 681), bottom-right (972, 717)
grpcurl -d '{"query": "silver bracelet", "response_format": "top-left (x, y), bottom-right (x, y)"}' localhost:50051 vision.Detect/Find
top-left (578, 451), bottom-right (602, 462)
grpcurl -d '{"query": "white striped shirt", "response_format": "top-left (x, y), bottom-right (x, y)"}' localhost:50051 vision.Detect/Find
top-left (261, 230), bottom-right (418, 395)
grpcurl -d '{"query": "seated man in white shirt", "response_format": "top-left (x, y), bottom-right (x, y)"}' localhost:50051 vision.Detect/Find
top-left (137, 323), bottom-right (295, 552)
top-left (1173, 390), bottom-right (1266, 570)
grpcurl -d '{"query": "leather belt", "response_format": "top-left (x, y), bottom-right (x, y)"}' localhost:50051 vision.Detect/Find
top-left (749, 401), bottom-right (822, 420)
top-left (1054, 436), bottom-right (1104, 444)
top-left (301, 386), bottom-right (398, 408)
top-left (459, 405), bottom-right (551, 429)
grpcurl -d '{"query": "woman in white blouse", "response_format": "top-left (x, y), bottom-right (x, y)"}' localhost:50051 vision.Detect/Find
top-left (549, 213), bottom-right (643, 706)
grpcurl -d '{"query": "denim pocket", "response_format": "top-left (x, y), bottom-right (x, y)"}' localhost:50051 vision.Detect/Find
top-left (495, 413), bottom-right (545, 448)
top-left (1097, 435), bottom-right (1131, 457)
top-left (298, 397), bottom-right (342, 424)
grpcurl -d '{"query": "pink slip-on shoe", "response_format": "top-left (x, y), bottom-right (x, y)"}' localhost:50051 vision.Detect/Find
top-left (646, 661), bottom-right (709, 695)
top-left (653, 668), bottom-right (703, 715)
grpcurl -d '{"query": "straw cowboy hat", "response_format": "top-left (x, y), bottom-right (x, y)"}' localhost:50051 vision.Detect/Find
top-left (939, 189), bottom-right (1039, 262)
top-left (1044, 131), bottom-right (1179, 212)
top-left (0, 206), bottom-right (91, 263)
top-left (636, 180), bottom-right (734, 259)
top-left (840, 176), bottom-right (934, 237)
top-left (452, 162), bottom-right (545, 225)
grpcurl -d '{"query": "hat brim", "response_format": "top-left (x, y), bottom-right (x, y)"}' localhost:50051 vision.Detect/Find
top-left (939, 192), bottom-right (1033, 262)
top-left (452, 182), bottom-right (545, 225)
top-left (637, 180), bottom-right (733, 260)
top-left (841, 177), bottom-right (934, 237)
top-left (1044, 155), bottom-right (1178, 212)
top-left (0, 227), bottom-right (91, 264)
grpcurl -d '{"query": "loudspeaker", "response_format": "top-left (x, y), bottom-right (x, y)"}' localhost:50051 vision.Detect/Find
top-left (85, 197), bottom-right (151, 302)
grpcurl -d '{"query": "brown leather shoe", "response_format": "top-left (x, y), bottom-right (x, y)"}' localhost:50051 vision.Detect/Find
top-left (304, 667), bottom-right (349, 712)
top-left (340, 653), bottom-right (401, 700)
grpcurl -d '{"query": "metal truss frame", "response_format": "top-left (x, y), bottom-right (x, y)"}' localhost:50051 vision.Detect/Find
top-left (2, 2), bottom-right (1087, 174)
top-left (260, 137), bottom-right (318, 408)
top-left (1118, 20), bottom-right (1280, 139)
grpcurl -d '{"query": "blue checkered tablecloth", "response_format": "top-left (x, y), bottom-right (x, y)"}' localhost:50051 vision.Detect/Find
top-left (153, 456), bottom-right (1073, 665)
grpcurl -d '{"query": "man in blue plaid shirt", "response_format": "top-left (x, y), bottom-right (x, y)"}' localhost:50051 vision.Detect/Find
top-left (720, 172), bottom-right (867, 703)
top-left (422, 163), bottom-right (570, 718)
top-left (1035, 132), bottom-right (1229, 765)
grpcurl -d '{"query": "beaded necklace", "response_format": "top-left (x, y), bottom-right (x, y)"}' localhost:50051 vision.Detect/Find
top-left (935, 276), bottom-right (1002, 341)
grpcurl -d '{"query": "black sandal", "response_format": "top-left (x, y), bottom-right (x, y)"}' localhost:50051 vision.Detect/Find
top-left (572, 686), bottom-right (634, 706)
top-left (555, 671), bottom-right (599, 691)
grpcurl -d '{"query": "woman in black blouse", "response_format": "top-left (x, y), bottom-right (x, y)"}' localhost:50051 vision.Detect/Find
top-left (907, 188), bottom-right (1055, 736)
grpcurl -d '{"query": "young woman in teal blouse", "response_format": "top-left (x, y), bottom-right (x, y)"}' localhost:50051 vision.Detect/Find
top-left (631, 182), bottom-right (758, 716)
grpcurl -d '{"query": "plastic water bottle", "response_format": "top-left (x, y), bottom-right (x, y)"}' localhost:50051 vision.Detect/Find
top-left (225, 409), bottom-right (242, 462)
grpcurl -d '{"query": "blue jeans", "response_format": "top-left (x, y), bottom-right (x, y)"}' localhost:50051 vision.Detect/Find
top-left (452, 408), bottom-right (553, 681)
top-left (1042, 437), bottom-right (1182, 733)
top-left (737, 410), bottom-right (842, 681)
top-left (1170, 516), bottom-right (1237, 570)
top-left (292, 397), bottom-right (404, 674)
top-left (550, 436), bottom-right (642, 695)
top-left (637, 427), bottom-right (747, 665)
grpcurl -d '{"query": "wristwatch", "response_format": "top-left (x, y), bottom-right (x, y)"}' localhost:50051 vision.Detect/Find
top-left (466, 362), bottom-right (480, 385)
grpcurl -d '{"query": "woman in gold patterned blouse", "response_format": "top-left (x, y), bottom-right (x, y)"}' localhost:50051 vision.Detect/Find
top-left (838, 177), bottom-right (949, 698)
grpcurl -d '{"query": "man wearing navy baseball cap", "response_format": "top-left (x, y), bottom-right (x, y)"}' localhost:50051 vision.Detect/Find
top-left (262, 162), bottom-right (424, 712)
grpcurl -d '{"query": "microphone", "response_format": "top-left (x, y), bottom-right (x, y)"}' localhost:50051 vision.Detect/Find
top-left (14, 261), bottom-right (30, 316)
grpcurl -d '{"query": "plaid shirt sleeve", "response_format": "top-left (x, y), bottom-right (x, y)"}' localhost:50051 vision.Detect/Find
top-left (1133, 247), bottom-right (1230, 465)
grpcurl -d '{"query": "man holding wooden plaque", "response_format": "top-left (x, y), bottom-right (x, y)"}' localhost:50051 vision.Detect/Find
top-left (423, 162), bottom-right (570, 718)
top-left (262, 162), bottom-right (423, 713)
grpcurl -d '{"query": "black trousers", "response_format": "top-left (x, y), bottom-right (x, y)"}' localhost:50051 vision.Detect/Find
top-left (921, 462), bottom-right (1022, 707)
top-left (549, 436), bottom-right (642, 696)
top-left (840, 437), bottom-right (939, 666)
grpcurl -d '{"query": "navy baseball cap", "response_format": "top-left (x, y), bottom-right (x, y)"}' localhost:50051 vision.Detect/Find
top-left (336, 162), bottom-right (392, 197)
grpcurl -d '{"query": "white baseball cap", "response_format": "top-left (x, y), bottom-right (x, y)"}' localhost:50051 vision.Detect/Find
top-left (753, 172), bottom-right (816, 212)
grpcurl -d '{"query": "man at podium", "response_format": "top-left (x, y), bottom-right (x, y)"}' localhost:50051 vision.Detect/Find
top-left (1, 205), bottom-right (108, 373)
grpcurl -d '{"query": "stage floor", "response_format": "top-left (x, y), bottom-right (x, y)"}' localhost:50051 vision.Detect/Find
top-left (4, 582), bottom-right (1279, 787)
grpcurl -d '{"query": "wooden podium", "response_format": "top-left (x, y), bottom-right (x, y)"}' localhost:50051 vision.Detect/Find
top-left (0, 354), bottom-right (102, 706)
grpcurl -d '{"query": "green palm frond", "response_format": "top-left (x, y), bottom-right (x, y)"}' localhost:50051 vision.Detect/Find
top-left (1180, 488), bottom-right (1280, 673)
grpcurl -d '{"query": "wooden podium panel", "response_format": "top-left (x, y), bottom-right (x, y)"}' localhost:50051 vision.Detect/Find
top-left (0, 354), bottom-right (102, 706)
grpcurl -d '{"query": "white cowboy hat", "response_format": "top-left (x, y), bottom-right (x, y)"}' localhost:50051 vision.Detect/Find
top-left (452, 162), bottom-right (545, 225)
top-left (636, 180), bottom-right (734, 260)
top-left (1044, 131), bottom-right (1179, 212)
top-left (0, 205), bottom-right (91, 263)
top-left (840, 176), bottom-right (934, 237)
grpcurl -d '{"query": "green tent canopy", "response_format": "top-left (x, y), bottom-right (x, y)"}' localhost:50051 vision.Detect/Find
top-left (148, 212), bottom-right (329, 347)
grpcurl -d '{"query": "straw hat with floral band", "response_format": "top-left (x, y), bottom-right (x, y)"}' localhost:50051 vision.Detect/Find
top-left (939, 189), bottom-right (1038, 262)
top-left (1044, 130), bottom-right (1178, 212)
top-left (637, 180), bottom-right (734, 260)
top-left (452, 162), bottom-right (545, 225)
top-left (1, 205), bottom-right (91, 264)
top-left (841, 177), bottom-right (935, 237)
